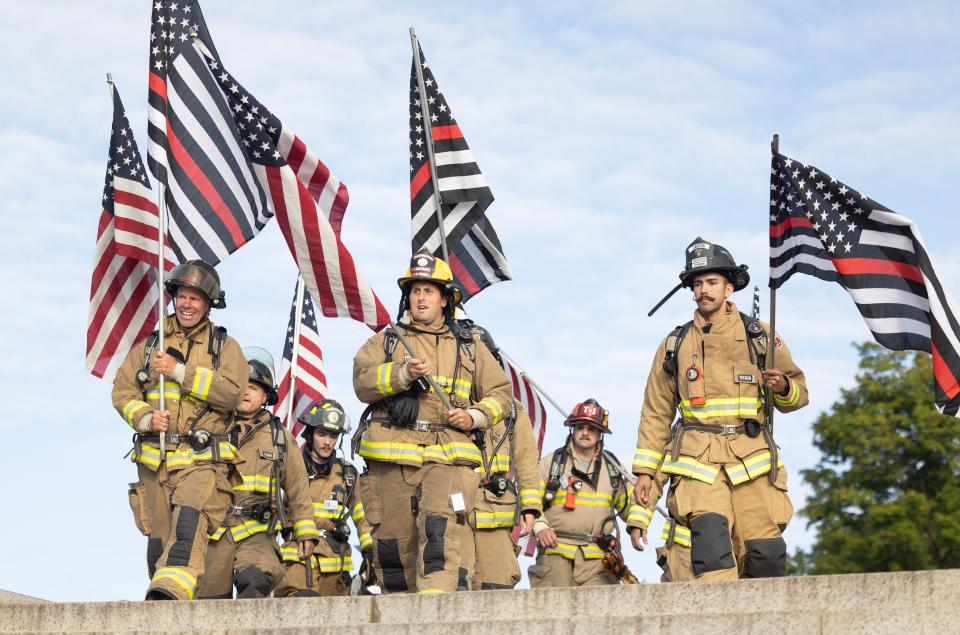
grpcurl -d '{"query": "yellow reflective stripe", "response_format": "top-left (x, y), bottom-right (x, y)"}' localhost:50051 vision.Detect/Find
top-left (208, 526), bottom-right (226, 541)
top-left (312, 502), bottom-right (345, 518)
top-left (280, 546), bottom-right (350, 571)
top-left (475, 511), bottom-right (516, 529)
top-left (661, 454), bottom-right (720, 484)
top-left (632, 448), bottom-right (664, 472)
top-left (431, 375), bottom-right (472, 400)
top-left (280, 546), bottom-right (300, 562)
top-left (229, 518), bottom-right (281, 541)
top-left (293, 519), bottom-right (319, 540)
top-left (547, 490), bottom-right (613, 508)
top-left (419, 588), bottom-right (445, 594)
top-left (544, 542), bottom-right (605, 560)
top-left (166, 441), bottom-right (238, 468)
top-left (627, 506), bottom-right (653, 527)
top-left (123, 400), bottom-right (152, 427)
top-left (423, 441), bottom-right (482, 463)
top-left (476, 397), bottom-right (504, 424)
top-left (351, 503), bottom-right (366, 523)
top-left (188, 366), bottom-right (213, 401)
top-left (235, 474), bottom-right (273, 492)
top-left (359, 532), bottom-right (372, 550)
top-left (726, 452), bottom-right (785, 485)
top-left (660, 522), bottom-right (692, 547)
top-left (679, 397), bottom-right (762, 419)
top-left (519, 489), bottom-right (541, 507)
top-left (774, 380), bottom-right (801, 407)
top-left (376, 362), bottom-right (395, 396)
top-left (133, 443), bottom-right (163, 468)
top-left (144, 380), bottom-right (182, 402)
top-left (358, 439), bottom-right (424, 464)
top-left (478, 454), bottom-right (511, 473)
top-left (152, 567), bottom-right (197, 598)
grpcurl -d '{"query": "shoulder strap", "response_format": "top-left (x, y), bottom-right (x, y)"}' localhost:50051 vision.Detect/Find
top-left (739, 312), bottom-right (767, 370)
top-left (662, 321), bottom-right (693, 376)
top-left (209, 326), bottom-right (227, 370)
top-left (601, 449), bottom-right (624, 493)
top-left (383, 331), bottom-right (398, 362)
top-left (269, 416), bottom-right (286, 465)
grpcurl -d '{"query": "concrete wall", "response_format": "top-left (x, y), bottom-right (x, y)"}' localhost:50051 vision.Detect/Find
top-left (1, 569), bottom-right (957, 634)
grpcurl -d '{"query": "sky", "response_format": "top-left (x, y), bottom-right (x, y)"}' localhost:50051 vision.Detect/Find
top-left (1, 0), bottom-right (959, 601)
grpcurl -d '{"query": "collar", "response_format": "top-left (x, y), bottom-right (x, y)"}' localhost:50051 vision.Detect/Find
top-left (163, 314), bottom-right (212, 340)
top-left (693, 301), bottom-right (740, 334)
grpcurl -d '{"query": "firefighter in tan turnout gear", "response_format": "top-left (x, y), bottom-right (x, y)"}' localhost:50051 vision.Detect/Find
top-left (353, 252), bottom-right (513, 594)
top-left (529, 399), bottom-right (645, 587)
top-left (113, 260), bottom-right (247, 600)
top-left (275, 399), bottom-right (373, 597)
top-left (196, 348), bottom-right (319, 599)
top-left (633, 237), bottom-right (808, 581)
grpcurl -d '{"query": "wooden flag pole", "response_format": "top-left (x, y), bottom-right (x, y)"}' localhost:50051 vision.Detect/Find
top-left (409, 27), bottom-right (449, 263)
top-left (285, 276), bottom-right (307, 428)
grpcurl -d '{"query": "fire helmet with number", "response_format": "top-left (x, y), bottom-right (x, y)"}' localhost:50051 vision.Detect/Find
top-left (164, 259), bottom-right (227, 308)
top-left (299, 399), bottom-right (351, 444)
top-left (565, 398), bottom-right (611, 434)
top-left (397, 251), bottom-right (462, 306)
top-left (678, 237), bottom-right (750, 291)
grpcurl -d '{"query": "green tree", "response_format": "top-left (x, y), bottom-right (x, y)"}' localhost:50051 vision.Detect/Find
top-left (792, 342), bottom-right (960, 574)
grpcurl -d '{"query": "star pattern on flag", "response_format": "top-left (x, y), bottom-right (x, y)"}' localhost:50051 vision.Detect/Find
top-left (149, 1), bottom-right (202, 73)
top-left (101, 107), bottom-right (150, 209)
top-left (409, 54), bottom-right (455, 173)
top-left (208, 62), bottom-right (286, 166)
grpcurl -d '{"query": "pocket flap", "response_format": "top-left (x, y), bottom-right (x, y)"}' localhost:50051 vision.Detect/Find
top-left (728, 433), bottom-right (769, 459)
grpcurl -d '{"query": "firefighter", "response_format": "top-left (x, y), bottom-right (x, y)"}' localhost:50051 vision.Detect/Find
top-left (461, 319), bottom-right (542, 589)
top-left (528, 398), bottom-right (644, 587)
top-left (196, 348), bottom-right (319, 599)
top-left (633, 237), bottom-right (808, 581)
top-left (113, 260), bottom-right (247, 600)
top-left (352, 252), bottom-right (513, 594)
top-left (275, 399), bottom-right (373, 597)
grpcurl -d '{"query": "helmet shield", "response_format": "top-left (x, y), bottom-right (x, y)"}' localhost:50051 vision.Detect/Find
top-left (242, 346), bottom-right (277, 406)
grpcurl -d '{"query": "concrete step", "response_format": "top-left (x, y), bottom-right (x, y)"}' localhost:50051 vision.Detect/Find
top-left (2, 570), bottom-right (958, 634)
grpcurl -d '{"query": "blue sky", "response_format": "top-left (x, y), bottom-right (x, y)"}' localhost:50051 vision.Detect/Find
top-left (1, 1), bottom-right (959, 601)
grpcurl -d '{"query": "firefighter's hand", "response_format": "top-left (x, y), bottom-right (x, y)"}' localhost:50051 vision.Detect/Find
top-left (762, 368), bottom-right (789, 395)
top-left (519, 512), bottom-right (536, 537)
top-left (634, 474), bottom-right (652, 507)
top-left (406, 357), bottom-right (430, 378)
top-left (630, 527), bottom-right (648, 552)
top-left (298, 539), bottom-right (317, 559)
top-left (151, 409), bottom-right (170, 432)
top-left (152, 351), bottom-right (178, 375)
top-left (447, 408), bottom-right (473, 431)
top-left (537, 527), bottom-right (558, 549)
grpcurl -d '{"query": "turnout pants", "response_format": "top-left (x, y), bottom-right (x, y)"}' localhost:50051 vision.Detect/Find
top-left (669, 468), bottom-right (792, 581)
top-left (358, 461), bottom-right (478, 594)
top-left (275, 562), bottom-right (348, 597)
top-left (473, 528), bottom-right (521, 589)
top-left (527, 549), bottom-right (618, 588)
top-left (196, 532), bottom-right (283, 599)
top-left (131, 462), bottom-right (234, 600)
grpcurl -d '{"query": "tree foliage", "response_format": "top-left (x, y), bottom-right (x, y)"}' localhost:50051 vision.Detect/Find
top-left (791, 342), bottom-right (960, 574)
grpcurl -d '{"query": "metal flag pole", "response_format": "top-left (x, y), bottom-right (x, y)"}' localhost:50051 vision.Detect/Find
top-left (285, 276), bottom-right (307, 428)
top-left (766, 133), bottom-right (780, 482)
top-left (387, 321), bottom-right (454, 411)
top-left (498, 349), bottom-right (570, 419)
top-left (409, 27), bottom-right (450, 263)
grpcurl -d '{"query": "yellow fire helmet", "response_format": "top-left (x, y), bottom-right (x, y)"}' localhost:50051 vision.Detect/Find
top-left (397, 251), bottom-right (462, 305)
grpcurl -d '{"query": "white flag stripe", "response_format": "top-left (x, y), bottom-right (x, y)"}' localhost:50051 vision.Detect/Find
top-left (923, 270), bottom-right (960, 369)
top-left (769, 234), bottom-right (822, 258)
top-left (437, 174), bottom-right (488, 192)
top-left (459, 233), bottom-right (498, 281)
top-left (860, 229), bottom-right (916, 253)
top-left (97, 283), bottom-right (158, 380)
top-left (863, 315), bottom-right (931, 338)
top-left (114, 178), bottom-right (157, 207)
top-left (296, 346), bottom-right (324, 376)
top-left (847, 287), bottom-right (930, 312)
top-left (433, 149), bottom-right (477, 167)
top-left (469, 225), bottom-right (511, 272)
top-left (868, 208), bottom-right (915, 228)
top-left (411, 193), bottom-right (439, 235)
top-left (770, 251), bottom-right (836, 279)
top-left (87, 258), bottom-right (154, 370)
top-left (164, 167), bottom-right (232, 261)
top-left (442, 202), bottom-right (474, 234)
top-left (167, 60), bottom-right (259, 232)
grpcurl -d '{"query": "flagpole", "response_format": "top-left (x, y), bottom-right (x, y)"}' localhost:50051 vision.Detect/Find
top-left (498, 349), bottom-right (570, 419)
top-left (767, 133), bottom-right (780, 481)
top-left (409, 27), bottom-right (449, 263)
top-left (285, 276), bottom-right (307, 428)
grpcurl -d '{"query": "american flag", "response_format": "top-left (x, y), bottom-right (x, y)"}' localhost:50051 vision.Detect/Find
top-left (87, 83), bottom-right (172, 380)
top-left (274, 282), bottom-right (327, 441)
top-left (409, 41), bottom-right (511, 301)
top-left (770, 150), bottom-right (960, 416)
top-left (751, 285), bottom-right (761, 320)
top-left (501, 357), bottom-right (548, 454)
top-left (148, 1), bottom-right (389, 330)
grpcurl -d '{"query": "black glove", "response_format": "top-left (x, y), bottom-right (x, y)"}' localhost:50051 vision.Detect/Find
top-left (387, 389), bottom-right (420, 427)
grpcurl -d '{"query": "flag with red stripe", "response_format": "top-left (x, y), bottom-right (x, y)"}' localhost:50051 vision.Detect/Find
top-left (274, 282), bottom-right (327, 442)
top-left (770, 149), bottom-right (960, 416)
top-left (147, 1), bottom-right (389, 330)
top-left (409, 41), bottom-right (511, 301)
top-left (87, 83), bottom-right (172, 380)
